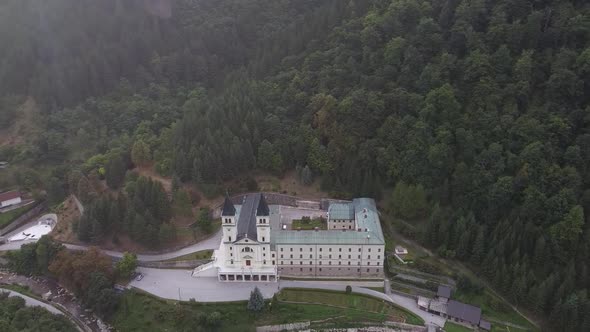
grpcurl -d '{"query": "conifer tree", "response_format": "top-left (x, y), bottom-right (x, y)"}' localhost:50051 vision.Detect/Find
top-left (247, 287), bottom-right (265, 312)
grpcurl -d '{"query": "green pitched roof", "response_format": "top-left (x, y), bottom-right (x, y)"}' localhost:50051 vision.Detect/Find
top-left (328, 203), bottom-right (354, 220)
top-left (272, 198), bottom-right (384, 245)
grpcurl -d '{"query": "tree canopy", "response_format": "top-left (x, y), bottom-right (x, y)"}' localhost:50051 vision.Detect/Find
top-left (0, 1), bottom-right (589, 329)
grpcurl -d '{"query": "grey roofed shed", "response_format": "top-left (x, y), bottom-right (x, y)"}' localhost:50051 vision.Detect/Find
top-left (447, 300), bottom-right (482, 325)
top-left (479, 319), bottom-right (491, 330)
top-left (437, 285), bottom-right (452, 299)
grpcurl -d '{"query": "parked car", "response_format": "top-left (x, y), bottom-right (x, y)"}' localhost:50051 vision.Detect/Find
top-left (135, 273), bottom-right (144, 281)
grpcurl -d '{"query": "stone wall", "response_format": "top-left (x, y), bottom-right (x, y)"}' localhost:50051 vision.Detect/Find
top-left (256, 322), bottom-right (310, 332)
top-left (138, 259), bottom-right (211, 269)
top-left (256, 322), bottom-right (426, 332)
top-left (0, 201), bottom-right (46, 236)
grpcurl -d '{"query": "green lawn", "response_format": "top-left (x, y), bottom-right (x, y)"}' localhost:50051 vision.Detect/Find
top-left (277, 288), bottom-right (424, 325)
top-left (0, 203), bottom-right (35, 228)
top-left (112, 289), bottom-right (424, 331)
top-left (444, 321), bottom-right (474, 332)
top-left (367, 286), bottom-right (385, 293)
top-left (491, 324), bottom-right (529, 332)
top-left (292, 217), bottom-right (326, 230)
top-left (162, 249), bottom-right (213, 262)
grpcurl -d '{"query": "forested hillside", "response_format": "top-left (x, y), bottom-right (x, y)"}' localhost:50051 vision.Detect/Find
top-left (170, 1), bottom-right (590, 329)
top-left (0, 0), bottom-right (589, 330)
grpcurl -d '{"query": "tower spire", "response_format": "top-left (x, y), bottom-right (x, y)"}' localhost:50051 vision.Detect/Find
top-left (222, 193), bottom-right (236, 216)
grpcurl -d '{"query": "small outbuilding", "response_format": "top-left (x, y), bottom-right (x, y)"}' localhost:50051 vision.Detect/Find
top-left (437, 285), bottom-right (452, 301)
top-left (479, 319), bottom-right (492, 331)
top-left (447, 300), bottom-right (482, 327)
top-left (395, 245), bottom-right (408, 255)
top-left (0, 191), bottom-right (21, 208)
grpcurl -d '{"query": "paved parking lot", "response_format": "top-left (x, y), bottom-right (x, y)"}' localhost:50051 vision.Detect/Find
top-left (130, 267), bottom-right (278, 302)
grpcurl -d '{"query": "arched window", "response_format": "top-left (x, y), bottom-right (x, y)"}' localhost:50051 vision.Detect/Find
top-left (242, 247), bottom-right (252, 252)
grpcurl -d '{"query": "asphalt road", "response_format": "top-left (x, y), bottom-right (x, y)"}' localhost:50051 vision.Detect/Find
top-left (0, 228), bottom-right (223, 262)
top-left (0, 287), bottom-right (62, 315)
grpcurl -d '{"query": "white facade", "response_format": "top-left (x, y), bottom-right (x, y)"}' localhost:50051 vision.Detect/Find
top-left (0, 196), bottom-right (21, 208)
top-left (193, 194), bottom-right (385, 282)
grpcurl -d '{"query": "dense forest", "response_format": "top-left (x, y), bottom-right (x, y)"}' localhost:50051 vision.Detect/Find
top-left (0, 0), bottom-right (589, 330)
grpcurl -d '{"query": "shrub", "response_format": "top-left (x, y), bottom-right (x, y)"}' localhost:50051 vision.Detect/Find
top-left (345, 285), bottom-right (352, 294)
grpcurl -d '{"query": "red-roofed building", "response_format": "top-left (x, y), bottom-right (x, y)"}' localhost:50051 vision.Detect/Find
top-left (0, 191), bottom-right (21, 208)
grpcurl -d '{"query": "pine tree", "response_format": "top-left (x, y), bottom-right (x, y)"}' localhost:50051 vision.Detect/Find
top-left (301, 165), bottom-right (313, 185)
top-left (247, 287), bottom-right (265, 312)
top-left (105, 155), bottom-right (126, 189)
top-left (470, 227), bottom-right (486, 265)
top-left (131, 139), bottom-right (151, 166)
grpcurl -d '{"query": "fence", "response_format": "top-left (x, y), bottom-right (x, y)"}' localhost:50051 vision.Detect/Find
top-left (257, 320), bottom-right (427, 332)
top-left (137, 259), bottom-right (211, 269)
top-left (0, 201), bottom-right (46, 236)
top-left (384, 321), bottom-right (428, 332)
top-left (256, 321), bottom-right (310, 332)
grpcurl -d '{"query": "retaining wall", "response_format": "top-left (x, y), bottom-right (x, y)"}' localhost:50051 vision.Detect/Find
top-left (256, 322), bottom-right (309, 332)
top-left (137, 259), bottom-right (211, 269)
top-left (0, 201), bottom-right (46, 236)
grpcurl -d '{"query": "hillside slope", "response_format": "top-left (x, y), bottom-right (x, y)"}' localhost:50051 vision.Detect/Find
top-left (170, 1), bottom-right (590, 330)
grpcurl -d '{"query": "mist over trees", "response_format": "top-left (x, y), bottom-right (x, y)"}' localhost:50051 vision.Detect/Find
top-left (0, 0), bottom-right (589, 330)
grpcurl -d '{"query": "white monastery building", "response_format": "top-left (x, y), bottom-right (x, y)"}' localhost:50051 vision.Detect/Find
top-left (0, 191), bottom-right (22, 208)
top-left (193, 193), bottom-right (385, 282)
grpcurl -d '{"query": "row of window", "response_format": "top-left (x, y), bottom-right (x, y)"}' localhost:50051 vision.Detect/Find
top-left (281, 267), bottom-right (379, 273)
top-left (333, 225), bottom-right (353, 229)
top-left (280, 254), bottom-right (380, 259)
top-left (225, 218), bottom-right (268, 224)
top-left (279, 247), bottom-right (381, 253)
top-left (229, 260), bottom-right (276, 265)
top-left (280, 261), bottom-right (381, 266)
top-left (227, 235), bottom-right (267, 242)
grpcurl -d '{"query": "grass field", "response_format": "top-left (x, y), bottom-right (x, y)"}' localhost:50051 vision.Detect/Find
top-left (112, 288), bottom-right (425, 332)
top-left (291, 217), bottom-right (327, 230)
top-left (444, 321), bottom-right (473, 332)
top-left (0, 203), bottom-right (35, 228)
top-left (162, 249), bottom-right (213, 262)
top-left (277, 288), bottom-right (424, 325)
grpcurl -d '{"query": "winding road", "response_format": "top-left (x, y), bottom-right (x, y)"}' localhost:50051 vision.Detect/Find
top-left (0, 288), bottom-right (63, 315)
top-left (0, 228), bottom-right (222, 262)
